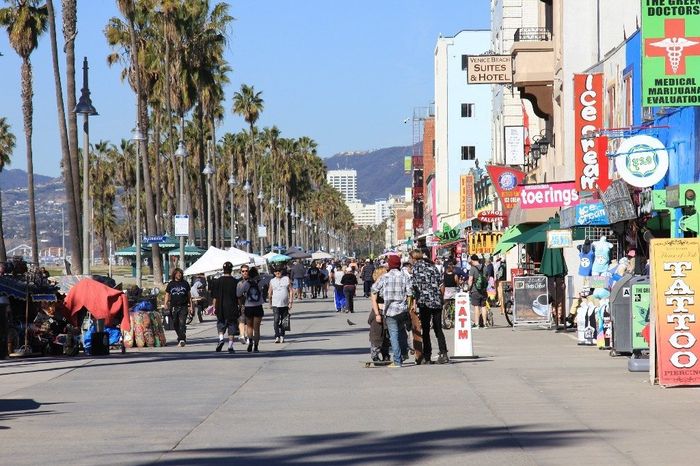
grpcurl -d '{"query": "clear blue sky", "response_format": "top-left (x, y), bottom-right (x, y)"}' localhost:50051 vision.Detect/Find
top-left (0, 0), bottom-right (491, 177)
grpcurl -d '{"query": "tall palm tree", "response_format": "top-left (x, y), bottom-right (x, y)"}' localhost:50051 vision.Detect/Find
top-left (91, 141), bottom-right (117, 263)
top-left (46, 0), bottom-right (81, 272)
top-left (232, 83), bottom-right (263, 251)
top-left (0, 117), bottom-right (16, 262)
top-left (0, 0), bottom-right (48, 265)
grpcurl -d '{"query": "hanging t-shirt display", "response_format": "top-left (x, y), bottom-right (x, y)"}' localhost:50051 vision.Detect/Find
top-left (578, 249), bottom-right (594, 276)
top-left (592, 238), bottom-right (613, 275)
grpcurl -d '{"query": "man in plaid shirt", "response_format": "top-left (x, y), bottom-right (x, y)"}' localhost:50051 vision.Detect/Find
top-left (371, 254), bottom-right (412, 367)
top-left (410, 249), bottom-right (449, 364)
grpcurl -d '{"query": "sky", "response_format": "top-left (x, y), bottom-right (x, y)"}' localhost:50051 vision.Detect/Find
top-left (0, 0), bottom-right (491, 177)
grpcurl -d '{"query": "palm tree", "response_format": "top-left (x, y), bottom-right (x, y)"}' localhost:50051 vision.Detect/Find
top-left (91, 141), bottom-right (117, 263)
top-left (46, 0), bottom-right (81, 272)
top-left (232, 83), bottom-right (264, 251)
top-left (0, 117), bottom-right (16, 262)
top-left (0, 0), bottom-right (48, 265)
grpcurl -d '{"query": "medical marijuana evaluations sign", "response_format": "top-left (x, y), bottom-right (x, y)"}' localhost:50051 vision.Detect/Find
top-left (642, 0), bottom-right (700, 107)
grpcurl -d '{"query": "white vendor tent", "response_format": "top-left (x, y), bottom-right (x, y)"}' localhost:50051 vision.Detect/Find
top-left (311, 250), bottom-right (333, 260)
top-left (183, 246), bottom-right (252, 276)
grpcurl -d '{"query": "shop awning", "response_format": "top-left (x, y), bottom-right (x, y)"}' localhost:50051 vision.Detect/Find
top-left (508, 217), bottom-right (585, 244)
top-left (492, 225), bottom-right (533, 255)
top-left (508, 204), bottom-right (560, 225)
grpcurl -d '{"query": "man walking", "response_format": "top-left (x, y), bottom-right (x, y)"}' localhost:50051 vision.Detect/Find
top-left (410, 249), bottom-right (448, 364)
top-left (360, 259), bottom-right (375, 298)
top-left (468, 254), bottom-right (488, 328)
top-left (268, 267), bottom-right (293, 343)
top-left (211, 261), bottom-right (239, 353)
top-left (290, 260), bottom-right (306, 301)
top-left (371, 255), bottom-right (413, 367)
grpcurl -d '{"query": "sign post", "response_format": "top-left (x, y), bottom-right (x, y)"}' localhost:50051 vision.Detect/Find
top-left (453, 292), bottom-right (476, 358)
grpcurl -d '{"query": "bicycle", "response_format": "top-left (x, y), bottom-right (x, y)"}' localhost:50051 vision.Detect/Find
top-left (501, 282), bottom-right (514, 327)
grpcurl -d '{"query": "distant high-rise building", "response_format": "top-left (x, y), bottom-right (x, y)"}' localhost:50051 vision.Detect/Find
top-left (327, 169), bottom-right (358, 203)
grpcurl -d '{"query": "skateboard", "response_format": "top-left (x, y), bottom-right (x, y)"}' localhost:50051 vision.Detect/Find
top-left (362, 360), bottom-right (392, 368)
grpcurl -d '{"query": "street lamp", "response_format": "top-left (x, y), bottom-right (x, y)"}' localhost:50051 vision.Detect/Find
top-left (243, 173), bottom-right (252, 252)
top-left (175, 139), bottom-right (188, 268)
top-left (228, 174), bottom-right (237, 248)
top-left (74, 57), bottom-right (98, 275)
top-left (257, 181), bottom-right (264, 255)
top-left (269, 194), bottom-right (275, 253)
top-left (202, 159), bottom-right (214, 248)
top-left (132, 126), bottom-right (145, 288)
top-left (276, 191), bottom-right (282, 252)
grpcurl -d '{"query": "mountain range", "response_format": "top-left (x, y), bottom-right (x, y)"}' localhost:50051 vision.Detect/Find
top-left (323, 145), bottom-right (413, 203)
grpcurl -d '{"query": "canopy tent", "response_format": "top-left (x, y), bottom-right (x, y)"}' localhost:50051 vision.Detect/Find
top-left (183, 246), bottom-right (252, 276)
top-left (311, 250), bottom-right (333, 260)
top-left (285, 247), bottom-right (311, 259)
top-left (249, 253), bottom-right (267, 267)
top-left (167, 245), bottom-right (207, 257)
top-left (114, 244), bottom-right (148, 257)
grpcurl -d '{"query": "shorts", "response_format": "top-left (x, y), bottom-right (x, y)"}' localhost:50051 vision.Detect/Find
top-left (216, 319), bottom-right (237, 335)
top-left (470, 293), bottom-right (487, 307)
top-left (244, 305), bottom-right (264, 319)
top-left (293, 278), bottom-right (304, 289)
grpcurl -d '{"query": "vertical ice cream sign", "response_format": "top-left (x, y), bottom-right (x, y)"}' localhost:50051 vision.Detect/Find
top-left (651, 238), bottom-right (700, 387)
top-left (574, 73), bottom-right (607, 192)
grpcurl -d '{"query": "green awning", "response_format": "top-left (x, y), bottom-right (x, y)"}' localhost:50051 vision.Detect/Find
top-left (508, 217), bottom-right (585, 244)
top-left (493, 225), bottom-right (533, 255)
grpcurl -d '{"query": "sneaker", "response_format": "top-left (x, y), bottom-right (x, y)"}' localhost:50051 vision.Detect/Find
top-left (274, 337), bottom-right (280, 343)
top-left (387, 362), bottom-right (402, 368)
top-left (247, 341), bottom-right (253, 352)
top-left (228, 346), bottom-right (235, 353)
top-left (280, 336), bottom-right (285, 343)
top-left (437, 353), bottom-right (449, 364)
top-left (253, 346), bottom-right (259, 353)
top-left (178, 340), bottom-right (186, 347)
top-left (216, 340), bottom-right (225, 352)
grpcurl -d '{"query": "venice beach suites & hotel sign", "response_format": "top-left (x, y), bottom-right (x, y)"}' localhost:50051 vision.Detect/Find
top-left (642, 0), bottom-right (700, 106)
top-left (466, 55), bottom-right (513, 84)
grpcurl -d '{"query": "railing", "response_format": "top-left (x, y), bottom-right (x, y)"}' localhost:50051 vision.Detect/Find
top-left (514, 27), bottom-right (552, 42)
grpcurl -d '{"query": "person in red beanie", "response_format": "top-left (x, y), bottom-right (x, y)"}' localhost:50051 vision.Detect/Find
top-left (370, 254), bottom-right (413, 367)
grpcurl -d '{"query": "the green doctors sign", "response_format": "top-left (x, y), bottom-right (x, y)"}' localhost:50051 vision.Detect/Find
top-left (642, 0), bottom-right (700, 107)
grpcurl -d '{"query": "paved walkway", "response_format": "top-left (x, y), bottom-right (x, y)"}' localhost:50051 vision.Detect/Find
top-left (1, 296), bottom-right (698, 465)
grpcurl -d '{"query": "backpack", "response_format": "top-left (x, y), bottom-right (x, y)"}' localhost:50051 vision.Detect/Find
top-left (473, 265), bottom-right (488, 292)
top-left (246, 280), bottom-right (262, 302)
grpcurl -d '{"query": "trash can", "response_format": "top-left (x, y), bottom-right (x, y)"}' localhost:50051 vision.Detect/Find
top-left (610, 275), bottom-right (647, 356)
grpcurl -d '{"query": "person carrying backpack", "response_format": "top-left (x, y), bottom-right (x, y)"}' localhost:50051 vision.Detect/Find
top-left (236, 266), bottom-right (265, 352)
top-left (467, 254), bottom-right (488, 328)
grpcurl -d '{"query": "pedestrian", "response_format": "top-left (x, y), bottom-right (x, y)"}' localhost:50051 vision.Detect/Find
top-left (164, 268), bottom-right (191, 347)
top-left (467, 254), bottom-right (488, 328)
top-left (341, 265), bottom-right (358, 313)
top-left (268, 266), bottom-right (293, 343)
top-left (441, 263), bottom-right (461, 302)
top-left (236, 265), bottom-right (250, 344)
top-left (411, 249), bottom-right (449, 364)
top-left (332, 263), bottom-right (346, 312)
top-left (211, 261), bottom-right (239, 353)
top-left (290, 260), bottom-right (306, 301)
top-left (371, 254), bottom-right (413, 367)
top-left (319, 262), bottom-right (330, 298)
top-left (237, 266), bottom-right (265, 352)
top-left (307, 261), bottom-right (321, 298)
top-left (360, 259), bottom-right (375, 297)
top-left (368, 266), bottom-right (390, 362)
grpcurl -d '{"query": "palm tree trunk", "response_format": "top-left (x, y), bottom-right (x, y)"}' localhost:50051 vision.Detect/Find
top-left (63, 0), bottom-right (82, 269)
top-left (21, 59), bottom-right (39, 264)
top-left (0, 189), bottom-right (6, 263)
top-left (48, 0), bottom-right (82, 273)
top-left (153, 109), bottom-right (163, 232)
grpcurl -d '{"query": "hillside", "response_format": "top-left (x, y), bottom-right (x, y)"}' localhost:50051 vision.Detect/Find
top-left (0, 169), bottom-right (54, 190)
top-left (324, 145), bottom-right (415, 203)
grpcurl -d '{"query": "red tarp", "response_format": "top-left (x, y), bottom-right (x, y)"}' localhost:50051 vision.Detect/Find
top-left (64, 278), bottom-right (130, 331)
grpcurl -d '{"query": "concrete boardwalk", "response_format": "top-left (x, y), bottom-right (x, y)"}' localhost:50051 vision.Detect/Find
top-left (1, 296), bottom-right (699, 465)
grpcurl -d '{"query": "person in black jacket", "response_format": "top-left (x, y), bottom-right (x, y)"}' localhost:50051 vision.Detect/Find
top-left (212, 261), bottom-right (240, 353)
top-left (360, 259), bottom-right (376, 297)
top-left (341, 266), bottom-right (359, 313)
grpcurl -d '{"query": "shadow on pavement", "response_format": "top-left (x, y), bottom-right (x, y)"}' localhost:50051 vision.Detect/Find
top-left (131, 424), bottom-right (607, 465)
top-left (0, 399), bottom-right (66, 428)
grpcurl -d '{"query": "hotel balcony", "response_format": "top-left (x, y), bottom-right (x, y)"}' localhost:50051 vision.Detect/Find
top-left (511, 27), bottom-right (554, 119)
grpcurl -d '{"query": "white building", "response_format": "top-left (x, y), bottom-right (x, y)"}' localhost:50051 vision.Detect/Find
top-left (348, 200), bottom-right (391, 227)
top-left (434, 30), bottom-right (493, 228)
top-left (327, 169), bottom-right (358, 203)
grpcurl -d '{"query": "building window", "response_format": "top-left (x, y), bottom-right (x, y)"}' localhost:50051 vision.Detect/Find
top-left (461, 54), bottom-right (468, 70)
top-left (461, 103), bottom-right (474, 118)
top-left (461, 146), bottom-right (476, 160)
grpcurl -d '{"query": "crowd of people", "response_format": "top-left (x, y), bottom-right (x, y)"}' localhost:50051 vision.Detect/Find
top-left (161, 252), bottom-right (505, 367)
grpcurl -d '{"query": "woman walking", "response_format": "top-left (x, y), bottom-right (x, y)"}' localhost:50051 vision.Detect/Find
top-left (164, 268), bottom-right (191, 347)
top-left (237, 266), bottom-right (265, 352)
top-left (341, 266), bottom-right (359, 313)
top-left (268, 267), bottom-right (293, 343)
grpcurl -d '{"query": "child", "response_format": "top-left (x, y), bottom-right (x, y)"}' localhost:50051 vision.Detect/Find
top-left (368, 266), bottom-right (390, 361)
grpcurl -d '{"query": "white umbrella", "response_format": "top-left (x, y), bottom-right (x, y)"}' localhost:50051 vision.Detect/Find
top-left (311, 250), bottom-right (333, 260)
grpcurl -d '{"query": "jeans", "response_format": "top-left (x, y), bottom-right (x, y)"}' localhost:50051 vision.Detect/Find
top-left (419, 305), bottom-right (448, 359)
top-left (363, 280), bottom-right (373, 297)
top-left (272, 306), bottom-right (289, 338)
top-left (343, 286), bottom-right (355, 313)
top-left (386, 313), bottom-right (408, 365)
top-left (171, 306), bottom-right (188, 343)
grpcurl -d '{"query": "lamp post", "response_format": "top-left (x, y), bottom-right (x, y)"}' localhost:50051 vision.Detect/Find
top-left (132, 127), bottom-right (145, 288)
top-left (268, 194), bottom-right (276, 252)
top-left (243, 173), bottom-right (252, 252)
top-left (284, 204), bottom-right (290, 250)
top-left (202, 158), bottom-right (214, 248)
top-left (277, 192), bottom-right (282, 252)
top-left (175, 140), bottom-right (188, 268)
top-left (257, 179), bottom-right (264, 255)
top-left (228, 173), bottom-right (237, 248)
top-left (74, 57), bottom-right (98, 275)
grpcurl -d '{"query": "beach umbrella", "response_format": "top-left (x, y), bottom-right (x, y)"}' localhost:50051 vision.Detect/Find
top-left (268, 254), bottom-right (291, 263)
top-left (540, 246), bottom-right (568, 277)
